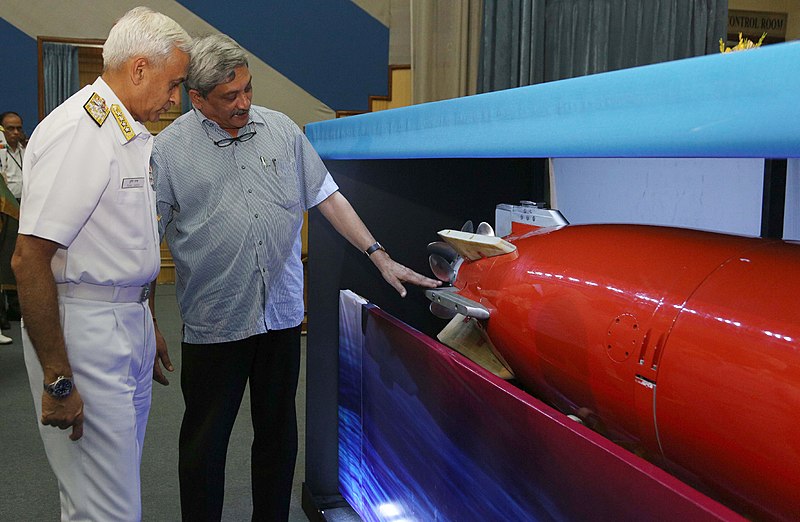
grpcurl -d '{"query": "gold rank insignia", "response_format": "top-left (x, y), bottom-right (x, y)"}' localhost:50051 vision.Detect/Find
top-left (83, 92), bottom-right (110, 127)
top-left (111, 104), bottom-right (136, 141)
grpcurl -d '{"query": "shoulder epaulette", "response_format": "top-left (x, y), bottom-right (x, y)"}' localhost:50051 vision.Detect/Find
top-left (83, 92), bottom-right (110, 127)
top-left (111, 104), bottom-right (135, 141)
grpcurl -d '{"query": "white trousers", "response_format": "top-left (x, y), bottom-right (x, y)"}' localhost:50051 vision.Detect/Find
top-left (23, 296), bottom-right (156, 522)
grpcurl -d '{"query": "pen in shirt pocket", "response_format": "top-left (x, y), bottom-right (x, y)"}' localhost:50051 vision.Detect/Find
top-left (259, 156), bottom-right (278, 174)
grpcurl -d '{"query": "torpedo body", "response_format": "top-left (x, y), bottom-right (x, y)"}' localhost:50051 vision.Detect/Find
top-left (427, 209), bottom-right (800, 521)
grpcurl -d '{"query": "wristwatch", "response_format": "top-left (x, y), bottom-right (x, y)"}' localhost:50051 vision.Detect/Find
top-left (364, 242), bottom-right (386, 257)
top-left (44, 375), bottom-right (74, 399)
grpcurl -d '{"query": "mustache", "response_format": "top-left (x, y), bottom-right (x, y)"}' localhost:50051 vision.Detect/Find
top-left (232, 109), bottom-right (249, 117)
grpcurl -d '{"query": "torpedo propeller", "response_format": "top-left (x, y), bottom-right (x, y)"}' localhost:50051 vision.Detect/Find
top-left (427, 241), bottom-right (458, 263)
top-left (426, 221), bottom-right (497, 319)
top-left (476, 221), bottom-right (495, 237)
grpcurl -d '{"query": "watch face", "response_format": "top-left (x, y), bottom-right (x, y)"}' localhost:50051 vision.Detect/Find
top-left (47, 377), bottom-right (73, 398)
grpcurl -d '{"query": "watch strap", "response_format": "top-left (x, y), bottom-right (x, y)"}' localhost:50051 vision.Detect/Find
top-left (365, 242), bottom-right (385, 257)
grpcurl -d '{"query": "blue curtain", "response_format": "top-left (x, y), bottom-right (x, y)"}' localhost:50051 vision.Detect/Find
top-left (43, 42), bottom-right (80, 116)
top-left (479, 0), bottom-right (728, 92)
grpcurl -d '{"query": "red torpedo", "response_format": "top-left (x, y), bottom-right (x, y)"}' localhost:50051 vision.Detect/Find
top-left (434, 219), bottom-right (800, 521)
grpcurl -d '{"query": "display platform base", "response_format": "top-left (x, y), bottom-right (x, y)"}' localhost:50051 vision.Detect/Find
top-left (301, 483), bottom-right (361, 522)
top-left (336, 297), bottom-right (743, 521)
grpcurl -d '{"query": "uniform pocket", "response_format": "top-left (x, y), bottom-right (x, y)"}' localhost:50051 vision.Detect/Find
top-left (116, 189), bottom-right (146, 205)
top-left (114, 189), bottom-right (150, 249)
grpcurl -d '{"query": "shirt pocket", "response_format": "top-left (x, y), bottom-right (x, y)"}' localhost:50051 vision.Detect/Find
top-left (271, 159), bottom-right (301, 209)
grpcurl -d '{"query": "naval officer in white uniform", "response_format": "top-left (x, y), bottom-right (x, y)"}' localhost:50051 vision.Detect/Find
top-left (11, 8), bottom-right (191, 521)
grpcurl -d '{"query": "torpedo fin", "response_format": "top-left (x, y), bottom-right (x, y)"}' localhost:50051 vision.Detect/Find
top-left (437, 314), bottom-right (514, 380)
top-left (429, 301), bottom-right (457, 320)
top-left (425, 287), bottom-right (490, 320)
top-left (437, 229), bottom-right (516, 261)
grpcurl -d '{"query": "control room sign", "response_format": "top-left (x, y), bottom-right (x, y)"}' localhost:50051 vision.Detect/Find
top-left (728, 10), bottom-right (788, 39)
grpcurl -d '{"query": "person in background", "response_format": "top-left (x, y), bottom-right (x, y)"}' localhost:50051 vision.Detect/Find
top-left (150, 34), bottom-right (440, 521)
top-left (0, 124), bottom-right (17, 343)
top-left (11, 7), bottom-right (191, 520)
top-left (1, 111), bottom-right (26, 329)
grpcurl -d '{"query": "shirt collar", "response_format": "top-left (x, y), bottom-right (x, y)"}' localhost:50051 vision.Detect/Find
top-left (92, 77), bottom-right (151, 145)
top-left (192, 107), bottom-right (264, 133)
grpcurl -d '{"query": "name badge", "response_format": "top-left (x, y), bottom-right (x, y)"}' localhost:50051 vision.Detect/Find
top-left (122, 177), bottom-right (146, 189)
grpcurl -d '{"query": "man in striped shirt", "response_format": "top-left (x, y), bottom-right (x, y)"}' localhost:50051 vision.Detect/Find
top-left (151, 34), bottom-right (440, 521)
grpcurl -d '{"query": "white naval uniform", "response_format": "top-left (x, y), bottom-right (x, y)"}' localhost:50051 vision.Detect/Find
top-left (19, 77), bottom-right (160, 522)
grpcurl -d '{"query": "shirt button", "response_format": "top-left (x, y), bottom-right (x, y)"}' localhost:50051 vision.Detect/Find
top-left (241, 165), bottom-right (246, 169)
top-left (262, 268), bottom-right (266, 273)
top-left (258, 240), bottom-right (263, 245)
top-left (248, 189), bottom-right (253, 193)
top-left (254, 213), bottom-right (259, 218)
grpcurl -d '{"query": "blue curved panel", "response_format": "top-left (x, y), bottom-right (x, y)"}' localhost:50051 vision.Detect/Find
top-left (177, 0), bottom-right (388, 111)
top-left (336, 305), bottom-right (740, 521)
top-left (306, 42), bottom-right (800, 159)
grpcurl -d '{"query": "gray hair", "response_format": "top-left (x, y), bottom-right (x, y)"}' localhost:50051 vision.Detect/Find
top-left (103, 6), bottom-right (192, 72)
top-left (186, 34), bottom-right (249, 97)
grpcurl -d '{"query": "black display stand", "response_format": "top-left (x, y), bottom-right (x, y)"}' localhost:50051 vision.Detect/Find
top-left (303, 158), bottom-right (544, 518)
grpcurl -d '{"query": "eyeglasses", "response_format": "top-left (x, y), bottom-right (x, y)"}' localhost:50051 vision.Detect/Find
top-left (203, 122), bottom-right (256, 147)
top-left (214, 129), bottom-right (256, 147)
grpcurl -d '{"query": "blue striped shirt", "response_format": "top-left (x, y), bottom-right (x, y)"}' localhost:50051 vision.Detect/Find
top-left (152, 107), bottom-right (338, 343)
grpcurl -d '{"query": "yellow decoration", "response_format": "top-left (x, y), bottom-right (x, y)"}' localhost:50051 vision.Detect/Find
top-left (111, 104), bottom-right (136, 141)
top-left (83, 92), bottom-right (110, 127)
top-left (720, 32), bottom-right (767, 53)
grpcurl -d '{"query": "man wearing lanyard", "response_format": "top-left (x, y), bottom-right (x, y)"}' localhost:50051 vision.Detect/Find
top-left (12, 7), bottom-right (191, 520)
top-left (0, 111), bottom-right (25, 329)
top-left (1, 112), bottom-right (25, 198)
top-left (151, 34), bottom-right (440, 521)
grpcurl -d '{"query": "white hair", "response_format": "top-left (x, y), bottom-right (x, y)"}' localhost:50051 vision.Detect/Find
top-left (103, 6), bottom-right (192, 71)
top-left (186, 34), bottom-right (249, 97)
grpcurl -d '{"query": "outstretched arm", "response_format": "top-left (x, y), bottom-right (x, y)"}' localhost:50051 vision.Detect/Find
top-left (316, 191), bottom-right (441, 297)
